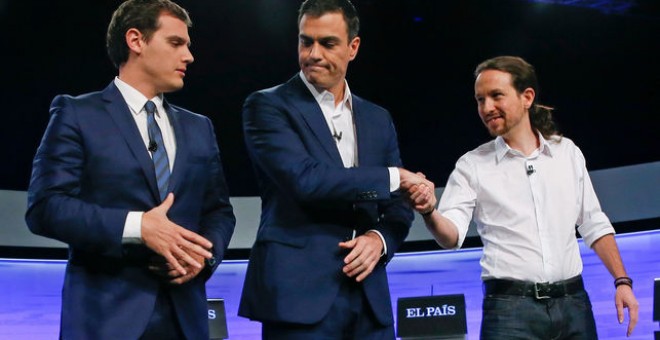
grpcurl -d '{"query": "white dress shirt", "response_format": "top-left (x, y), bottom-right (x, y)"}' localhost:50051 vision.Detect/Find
top-left (114, 77), bottom-right (177, 242)
top-left (302, 73), bottom-right (357, 168)
top-left (438, 134), bottom-right (615, 283)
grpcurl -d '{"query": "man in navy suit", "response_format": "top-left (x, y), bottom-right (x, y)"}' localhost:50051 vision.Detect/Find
top-left (238, 0), bottom-right (428, 338)
top-left (25, 1), bottom-right (235, 339)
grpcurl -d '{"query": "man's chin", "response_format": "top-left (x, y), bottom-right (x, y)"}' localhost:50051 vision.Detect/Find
top-left (161, 82), bottom-right (185, 94)
top-left (304, 72), bottom-right (320, 83)
top-left (487, 126), bottom-right (505, 138)
top-left (304, 75), bottom-right (330, 89)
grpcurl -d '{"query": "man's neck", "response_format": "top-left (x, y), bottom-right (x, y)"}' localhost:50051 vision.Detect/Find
top-left (503, 128), bottom-right (539, 156)
top-left (118, 65), bottom-right (158, 99)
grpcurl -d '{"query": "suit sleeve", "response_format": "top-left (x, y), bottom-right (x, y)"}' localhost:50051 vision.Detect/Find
top-left (198, 117), bottom-right (236, 278)
top-left (243, 90), bottom-right (413, 262)
top-left (25, 95), bottom-right (127, 258)
top-left (374, 118), bottom-right (413, 263)
top-left (242, 91), bottom-right (391, 204)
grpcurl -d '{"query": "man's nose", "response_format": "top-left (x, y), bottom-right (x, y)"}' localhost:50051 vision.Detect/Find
top-left (183, 46), bottom-right (194, 64)
top-left (482, 98), bottom-right (495, 113)
top-left (308, 42), bottom-right (321, 60)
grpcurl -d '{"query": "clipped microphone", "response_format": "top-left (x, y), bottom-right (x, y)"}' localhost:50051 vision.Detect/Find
top-left (148, 141), bottom-right (158, 152)
top-left (526, 163), bottom-right (535, 176)
top-left (332, 130), bottom-right (342, 143)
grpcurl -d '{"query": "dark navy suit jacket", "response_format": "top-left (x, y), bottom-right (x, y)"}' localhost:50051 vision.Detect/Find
top-left (238, 75), bottom-right (413, 326)
top-left (25, 82), bottom-right (235, 339)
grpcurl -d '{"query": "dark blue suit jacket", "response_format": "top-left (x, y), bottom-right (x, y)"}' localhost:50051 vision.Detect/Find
top-left (238, 75), bottom-right (413, 326)
top-left (25, 82), bottom-right (236, 339)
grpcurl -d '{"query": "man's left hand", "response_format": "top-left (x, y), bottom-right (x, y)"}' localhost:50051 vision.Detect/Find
top-left (615, 285), bottom-right (639, 337)
top-left (339, 232), bottom-right (383, 282)
top-left (149, 252), bottom-right (206, 285)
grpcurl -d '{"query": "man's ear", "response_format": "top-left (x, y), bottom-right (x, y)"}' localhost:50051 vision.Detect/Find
top-left (125, 28), bottom-right (144, 54)
top-left (522, 87), bottom-right (535, 109)
top-left (348, 36), bottom-right (360, 61)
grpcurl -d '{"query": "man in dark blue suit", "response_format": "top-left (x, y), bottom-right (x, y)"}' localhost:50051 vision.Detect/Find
top-left (25, 1), bottom-right (235, 339)
top-left (238, 0), bottom-right (428, 338)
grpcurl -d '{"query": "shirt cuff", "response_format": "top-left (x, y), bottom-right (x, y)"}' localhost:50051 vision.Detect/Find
top-left (367, 229), bottom-right (387, 257)
top-left (388, 167), bottom-right (400, 192)
top-left (122, 211), bottom-right (143, 244)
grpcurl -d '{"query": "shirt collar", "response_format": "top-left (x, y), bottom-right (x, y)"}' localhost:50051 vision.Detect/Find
top-left (114, 77), bottom-right (164, 116)
top-left (299, 71), bottom-right (352, 111)
top-left (538, 133), bottom-right (554, 157)
top-left (494, 136), bottom-right (510, 162)
top-left (494, 131), bottom-right (554, 162)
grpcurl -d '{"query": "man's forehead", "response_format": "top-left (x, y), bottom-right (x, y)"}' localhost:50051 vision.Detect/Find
top-left (299, 13), bottom-right (348, 32)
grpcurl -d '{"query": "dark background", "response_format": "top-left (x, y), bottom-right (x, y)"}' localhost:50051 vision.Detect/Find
top-left (1, 0), bottom-right (659, 197)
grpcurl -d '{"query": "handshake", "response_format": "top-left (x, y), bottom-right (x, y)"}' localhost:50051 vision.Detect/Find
top-left (399, 168), bottom-right (437, 216)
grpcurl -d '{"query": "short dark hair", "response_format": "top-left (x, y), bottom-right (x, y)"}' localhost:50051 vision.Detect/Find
top-left (298, 0), bottom-right (360, 40)
top-left (106, 0), bottom-right (192, 69)
top-left (475, 56), bottom-right (561, 139)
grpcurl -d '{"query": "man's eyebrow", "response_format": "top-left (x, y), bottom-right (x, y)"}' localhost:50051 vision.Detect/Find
top-left (318, 36), bottom-right (340, 43)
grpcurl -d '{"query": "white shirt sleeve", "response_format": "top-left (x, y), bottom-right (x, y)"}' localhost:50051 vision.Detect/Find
top-left (122, 211), bottom-right (143, 244)
top-left (437, 156), bottom-right (476, 249)
top-left (388, 167), bottom-right (400, 192)
top-left (573, 147), bottom-right (615, 247)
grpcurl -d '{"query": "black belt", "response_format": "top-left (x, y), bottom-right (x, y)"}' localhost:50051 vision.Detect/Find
top-left (483, 275), bottom-right (585, 300)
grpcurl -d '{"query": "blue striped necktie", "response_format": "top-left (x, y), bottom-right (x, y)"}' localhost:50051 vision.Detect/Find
top-left (144, 100), bottom-right (170, 201)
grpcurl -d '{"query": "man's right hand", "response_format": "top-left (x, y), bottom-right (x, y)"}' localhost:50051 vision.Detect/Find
top-left (399, 168), bottom-right (437, 212)
top-left (141, 193), bottom-right (213, 276)
top-left (408, 182), bottom-right (437, 215)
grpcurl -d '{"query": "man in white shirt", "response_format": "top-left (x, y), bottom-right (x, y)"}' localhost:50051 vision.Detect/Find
top-left (406, 56), bottom-right (638, 339)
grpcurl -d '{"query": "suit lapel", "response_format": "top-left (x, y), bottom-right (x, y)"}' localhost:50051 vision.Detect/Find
top-left (102, 82), bottom-right (160, 201)
top-left (286, 76), bottom-right (343, 165)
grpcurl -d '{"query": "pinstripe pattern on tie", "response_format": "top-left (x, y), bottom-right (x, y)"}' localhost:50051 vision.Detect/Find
top-left (144, 100), bottom-right (170, 201)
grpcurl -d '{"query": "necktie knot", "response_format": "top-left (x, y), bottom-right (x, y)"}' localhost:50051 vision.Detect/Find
top-left (144, 100), bottom-right (157, 115)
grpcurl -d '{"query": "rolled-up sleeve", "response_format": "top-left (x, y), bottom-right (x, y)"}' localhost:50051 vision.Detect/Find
top-left (438, 156), bottom-right (476, 249)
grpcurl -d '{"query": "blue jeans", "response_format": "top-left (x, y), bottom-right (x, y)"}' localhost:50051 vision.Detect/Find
top-left (480, 290), bottom-right (597, 339)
